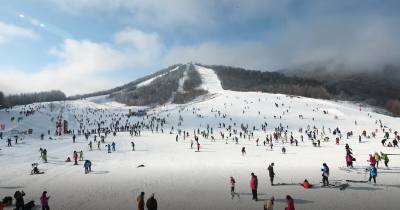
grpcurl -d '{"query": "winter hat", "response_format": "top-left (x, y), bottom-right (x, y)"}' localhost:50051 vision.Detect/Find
top-left (251, 172), bottom-right (254, 176)
top-left (286, 195), bottom-right (292, 200)
top-left (369, 154), bottom-right (372, 157)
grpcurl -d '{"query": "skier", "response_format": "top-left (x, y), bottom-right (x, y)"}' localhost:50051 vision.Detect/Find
top-left (268, 163), bottom-right (275, 186)
top-left (112, 142), bottom-right (116, 151)
top-left (137, 192), bottom-right (145, 210)
top-left (250, 172), bottom-right (258, 201)
top-left (285, 195), bottom-right (295, 210)
top-left (367, 164), bottom-right (377, 184)
top-left (374, 152), bottom-right (381, 168)
top-left (176, 135), bottom-right (178, 142)
top-left (88, 141), bottom-right (92, 150)
top-left (131, 142), bottom-right (135, 151)
top-left (359, 135), bottom-right (361, 143)
top-left (241, 147), bottom-right (246, 155)
top-left (264, 196), bottom-right (274, 210)
top-left (40, 191), bottom-right (51, 210)
top-left (282, 147), bottom-right (286, 154)
top-left (230, 176), bottom-right (236, 193)
top-left (7, 138), bottom-right (12, 147)
top-left (84, 160), bottom-right (90, 173)
top-left (190, 140), bottom-right (193, 148)
top-left (79, 151), bottom-right (84, 161)
top-left (97, 141), bottom-right (101, 149)
top-left (39, 147), bottom-right (43, 157)
top-left (270, 142), bottom-right (273, 150)
top-left (321, 163), bottom-right (330, 187)
top-left (74, 152), bottom-right (78, 165)
top-left (73, 135), bottom-right (76, 143)
top-left (197, 143), bottom-right (200, 152)
top-left (146, 193), bottom-right (158, 210)
top-left (368, 154), bottom-right (376, 166)
top-left (380, 151), bottom-right (389, 168)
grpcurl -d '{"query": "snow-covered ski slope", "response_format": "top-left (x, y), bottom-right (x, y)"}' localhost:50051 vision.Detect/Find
top-left (1, 67), bottom-right (399, 210)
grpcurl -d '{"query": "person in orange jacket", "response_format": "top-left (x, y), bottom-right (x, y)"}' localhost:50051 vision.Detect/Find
top-left (137, 192), bottom-right (145, 210)
top-left (301, 179), bottom-right (312, 188)
top-left (0, 203), bottom-right (8, 210)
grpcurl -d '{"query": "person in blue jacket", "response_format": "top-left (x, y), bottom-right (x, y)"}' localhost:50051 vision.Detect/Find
top-left (367, 163), bottom-right (377, 183)
top-left (84, 160), bottom-right (90, 173)
top-left (112, 142), bottom-right (116, 151)
top-left (107, 144), bottom-right (111, 153)
top-left (321, 163), bottom-right (330, 187)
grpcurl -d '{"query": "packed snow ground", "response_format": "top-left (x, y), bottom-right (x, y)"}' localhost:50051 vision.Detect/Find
top-left (1, 67), bottom-right (400, 210)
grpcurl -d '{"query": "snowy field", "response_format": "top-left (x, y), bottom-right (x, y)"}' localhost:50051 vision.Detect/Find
top-left (1, 67), bottom-right (400, 210)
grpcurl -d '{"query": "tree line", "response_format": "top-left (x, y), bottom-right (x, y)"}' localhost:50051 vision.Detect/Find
top-left (0, 90), bottom-right (66, 108)
top-left (113, 65), bottom-right (186, 106)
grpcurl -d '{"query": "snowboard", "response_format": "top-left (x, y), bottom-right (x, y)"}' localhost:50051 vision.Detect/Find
top-left (340, 183), bottom-right (349, 190)
top-left (346, 180), bottom-right (368, 183)
top-left (30, 172), bottom-right (44, 175)
top-left (195, 151), bottom-right (201, 152)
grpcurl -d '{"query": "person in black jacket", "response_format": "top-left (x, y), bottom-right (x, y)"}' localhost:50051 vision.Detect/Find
top-left (268, 163), bottom-right (275, 186)
top-left (14, 190), bottom-right (25, 210)
top-left (146, 193), bottom-right (158, 210)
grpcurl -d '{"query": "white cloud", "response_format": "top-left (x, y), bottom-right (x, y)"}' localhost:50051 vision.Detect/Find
top-left (113, 28), bottom-right (165, 66)
top-left (0, 28), bottom-right (165, 96)
top-left (0, 21), bottom-right (38, 44)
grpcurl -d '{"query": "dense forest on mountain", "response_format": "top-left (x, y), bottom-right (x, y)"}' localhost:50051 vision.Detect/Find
top-left (173, 63), bottom-right (207, 104)
top-left (0, 90), bottom-right (66, 108)
top-left (113, 65), bottom-right (186, 106)
top-left (67, 64), bottom-right (181, 100)
top-left (280, 65), bottom-right (400, 116)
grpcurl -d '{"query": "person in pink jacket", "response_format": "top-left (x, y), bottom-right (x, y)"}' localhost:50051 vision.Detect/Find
top-left (285, 195), bottom-right (295, 210)
top-left (40, 191), bottom-right (51, 210)
top-left (368, 154), bottom-right (376, 166)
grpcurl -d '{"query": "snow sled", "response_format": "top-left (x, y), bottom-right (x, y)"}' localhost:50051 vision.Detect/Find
top-left (24, 200), bottom-right (35, 210)
top-left (30, 172), bottom-right (44, 175)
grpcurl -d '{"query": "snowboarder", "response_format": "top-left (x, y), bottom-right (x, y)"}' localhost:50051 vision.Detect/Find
top-left (268, 163), bottom-right (275, 186)
top-left (40, 191), bottom-right (51, 210)
top-left (250, 172), bottom-right (258, 201)
top-left (367, 164), bottom-right (377, 184)
top-left (321, 163), bottom-right (329, 187)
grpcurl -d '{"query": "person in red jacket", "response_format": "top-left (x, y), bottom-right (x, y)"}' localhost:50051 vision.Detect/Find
top-left (250, 172), bottom-right (258, 201)
top-left (285, 195), bottom-right (295, 210)
top-left (74, 153), bottom-right (78, 165)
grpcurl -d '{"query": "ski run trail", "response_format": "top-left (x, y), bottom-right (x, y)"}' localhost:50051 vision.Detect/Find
top-left (1, 66), bottom-right (400, 210)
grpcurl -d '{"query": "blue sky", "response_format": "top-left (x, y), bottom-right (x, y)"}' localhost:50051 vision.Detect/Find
top-left (1, 0), bottom-right (400, 96)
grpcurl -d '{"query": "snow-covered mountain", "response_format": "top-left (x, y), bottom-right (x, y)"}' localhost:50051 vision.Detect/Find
top-left (1, 67), bottom-right (399, 210)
